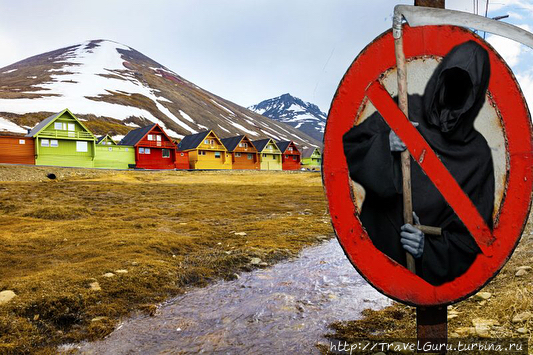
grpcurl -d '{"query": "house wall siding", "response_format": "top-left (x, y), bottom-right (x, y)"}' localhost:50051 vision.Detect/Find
top-left (0, 137), bottom-right (35, 165)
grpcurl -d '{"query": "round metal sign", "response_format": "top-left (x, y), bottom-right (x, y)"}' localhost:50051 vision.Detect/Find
top-left (323, 25), bottom-right (533, 306)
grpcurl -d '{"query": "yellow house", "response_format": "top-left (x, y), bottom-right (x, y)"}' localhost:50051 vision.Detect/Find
top-left (252, 138), bottom-right (282, 170)
top-left (178, 130), bottom-right (232, 169)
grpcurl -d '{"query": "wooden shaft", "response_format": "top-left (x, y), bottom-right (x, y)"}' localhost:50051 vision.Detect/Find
top-left (394, 27), bottom-right (416, 273)
top-left (418, 225), bottom-right (442, 236)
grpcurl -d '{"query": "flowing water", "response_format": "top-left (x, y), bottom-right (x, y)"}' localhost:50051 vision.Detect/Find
top-left (68, 239), bottom-right (390, 354)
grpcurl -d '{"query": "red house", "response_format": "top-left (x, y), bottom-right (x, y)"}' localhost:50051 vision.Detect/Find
top-left (120, 124), bottom-right (177, 169)
top-left (175, 150), bottom-right (190, 169)
top-left (277, 141), bottom-right (301, 170)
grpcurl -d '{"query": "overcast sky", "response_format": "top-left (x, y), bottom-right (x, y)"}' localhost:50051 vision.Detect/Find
top-left (0, 0), bottom-right (532, 112)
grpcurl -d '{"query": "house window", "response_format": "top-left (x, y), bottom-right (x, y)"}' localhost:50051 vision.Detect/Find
top-left (50, 140), bottom-right (59, 147)
top-left (54, 122), bottom-right (62, 130)
top-left (263, 153), bottom-right (266, 158)
top-left (199, 151), bottom-right (206, 156)
top-left (214, 151), bottom-right (221, 158)
top-left (180, 153), bottom-right (184, 156)
top-left (162, 149), bottom-right (170, 158)
top-left (139, 148), bottom-right (145, 154)
top-left (107, 141), bottom-right (112, 145)
top-left (156, 135), bottom-right (161, 141)
top-left (76, 141), bottom-right (88, 152)
top-left (204, 139), bottom-right (209, 144)
top-left (211, 139), bottom-right (215, 145)
top-left (41, 139), bottom-right (50, 147)
top-left (148, 134), bottom-right (154, 141)
top-left (273, 155), bottom-right (276, 160)
top-left (288, 147), bottom-right (293, 152)
top-left (285, 155), bottom-right (289, 158)
top-left (145, 148), bottom-right (151, 154)
top-left (293, 156), bottom-right (297, 161)
top-left (247, 154), bottom-right (253, 160)
top-left (236, 152), bottom-right (241, 157)
top-left (19, 139), bottom-right (25, 145)
top-left (68, 123), bottom-right (75, 131)
top-left (239, 142), bottom-right (248, 148)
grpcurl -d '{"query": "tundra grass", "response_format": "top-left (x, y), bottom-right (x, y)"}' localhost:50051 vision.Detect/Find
top-left (0, 166), bottom-right (331, 354)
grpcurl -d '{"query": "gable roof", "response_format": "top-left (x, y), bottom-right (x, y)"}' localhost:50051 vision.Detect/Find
top-left (252, 138), bottom-right (280, 153)
top-left (97, 134), bottom-right (117, 145)
top-left (277, 140), bottom-right (300, 154)
top-left (119, 124), bottom-right (155, 146)
top-left (220, 135), bottom-right (245, 152)
top-left (26, 108), bottom-right (94, 139)
top-left (178, 130), bottom-right (211, 151)
top-left (302, 147), bottom-right (321, 158)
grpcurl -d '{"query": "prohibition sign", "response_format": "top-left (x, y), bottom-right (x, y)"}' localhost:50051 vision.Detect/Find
top-left (323, 25), bottom-right (533, 306)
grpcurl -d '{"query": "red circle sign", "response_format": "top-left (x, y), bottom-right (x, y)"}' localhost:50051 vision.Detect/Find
top-left (323, 25), bottom-right (533, 306)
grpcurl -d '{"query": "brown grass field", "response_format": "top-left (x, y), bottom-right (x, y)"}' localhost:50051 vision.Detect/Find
top-left (0, 165), bottom-right (331, 354)
top-left (1, 165), bottom-right (532, 354)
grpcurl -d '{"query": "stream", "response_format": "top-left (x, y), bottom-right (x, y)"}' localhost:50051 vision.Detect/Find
top-left (67, 239), bottom-right (390, 354)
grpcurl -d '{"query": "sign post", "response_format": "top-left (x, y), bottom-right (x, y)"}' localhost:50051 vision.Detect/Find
top-left (323, 5), bottom-right (533, 354)
top-left (409, 2), bottom-right (447, 350)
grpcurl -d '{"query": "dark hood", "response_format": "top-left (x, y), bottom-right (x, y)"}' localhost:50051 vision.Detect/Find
top-left (423, 40), bottom-right (491, 142)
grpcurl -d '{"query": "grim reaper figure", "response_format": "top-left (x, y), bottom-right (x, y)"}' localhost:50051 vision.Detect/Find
top-left (343, 41), bottom-right (494, 286)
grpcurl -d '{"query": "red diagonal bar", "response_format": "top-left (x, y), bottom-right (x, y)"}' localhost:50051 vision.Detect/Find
top-left (366, 80), bottom-right (494, 255)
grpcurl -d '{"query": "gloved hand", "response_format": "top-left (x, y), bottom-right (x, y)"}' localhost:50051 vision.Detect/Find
top-left (400, 212), bottom-right (424, 259)
top-left (389, 122), bottom-right (419, 152)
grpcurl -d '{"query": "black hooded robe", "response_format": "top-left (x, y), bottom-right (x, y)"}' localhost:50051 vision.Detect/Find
top-left (343, 41), bottom-right (495, 286)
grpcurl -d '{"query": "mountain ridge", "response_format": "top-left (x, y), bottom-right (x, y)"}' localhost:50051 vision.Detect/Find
top-left (248, 93), bottom-right (326, 142)
top-left (0, 40), bottom-right (321, 148)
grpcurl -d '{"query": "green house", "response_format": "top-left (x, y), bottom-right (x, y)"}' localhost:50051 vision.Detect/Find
top-left (26, 109), bottom-right (96, 168)
top-left (301, 147), bottom-right (322, 170)
top-left (94, 134), bottom-right (135, 169)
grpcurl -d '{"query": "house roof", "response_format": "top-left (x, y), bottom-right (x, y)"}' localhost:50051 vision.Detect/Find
top-left (251, 138), bottom-right (272, 152)
top-left (178, 130), bottom-right (211, 151)
top-left (97, 134), bottom-right (117, 145)
top-left (26, 108), bottom-right (94, 139)
top-left (302, 147), bottom-right (321, 158)
top-left (26, 112), bottom-right (61, 137)
top-left (277, 140), bottom-right (300, 154)
top-left (220, 135), bottom-right (245, 152)
top-left (119, 124), bottom-right (155, 146)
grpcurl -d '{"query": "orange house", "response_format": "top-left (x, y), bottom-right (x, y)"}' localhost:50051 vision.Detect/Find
top-left (277, 141), bottom-right (301, 170)
top-left (0, 135), bottom-right (35, 165)
top-left (221, 135), bottom-right (260, 170)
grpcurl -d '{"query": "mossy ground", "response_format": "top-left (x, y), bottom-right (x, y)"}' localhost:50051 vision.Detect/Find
top-left (0, 165), bottom-right (331, 354)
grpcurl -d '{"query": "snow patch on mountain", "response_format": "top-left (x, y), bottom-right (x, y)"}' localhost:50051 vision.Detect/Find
top-left (249, 93), bottom-right (326, 142)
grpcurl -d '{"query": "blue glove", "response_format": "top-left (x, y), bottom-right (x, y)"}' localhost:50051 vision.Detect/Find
top-left (400, 212), bottom-right (424, 259)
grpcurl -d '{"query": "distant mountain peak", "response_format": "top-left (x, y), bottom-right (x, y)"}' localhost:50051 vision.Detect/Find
top-left (248, 94), bottom-right (326, 142)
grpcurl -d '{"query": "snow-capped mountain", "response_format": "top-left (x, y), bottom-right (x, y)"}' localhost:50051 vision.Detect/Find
top-left (248, 94), bottom-right (326, 142)
top-left (0, 40), bottom-right (321, 147)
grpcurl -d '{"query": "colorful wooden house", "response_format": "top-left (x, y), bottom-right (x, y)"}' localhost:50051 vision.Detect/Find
top-left (0, 135), bottom-right (35, 165)
top-left (252, 138), bottom-right (282, 171)
top-left (277, 141), bottom-right (301, 170)
top-left (301, 147), bottom-right (322, 170)
top-left (26, 109), bottom-right (96, 168)
top-left (94, 134), bottom-right (135, 169)
top-left (178, 130), bottom-right (232, 170)
top-left (220, 135), bottom-right (260, 170)
top-left (120, 124), bottom-right (177, 169)
top-left (175, 150), bottom-right (190, 169)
